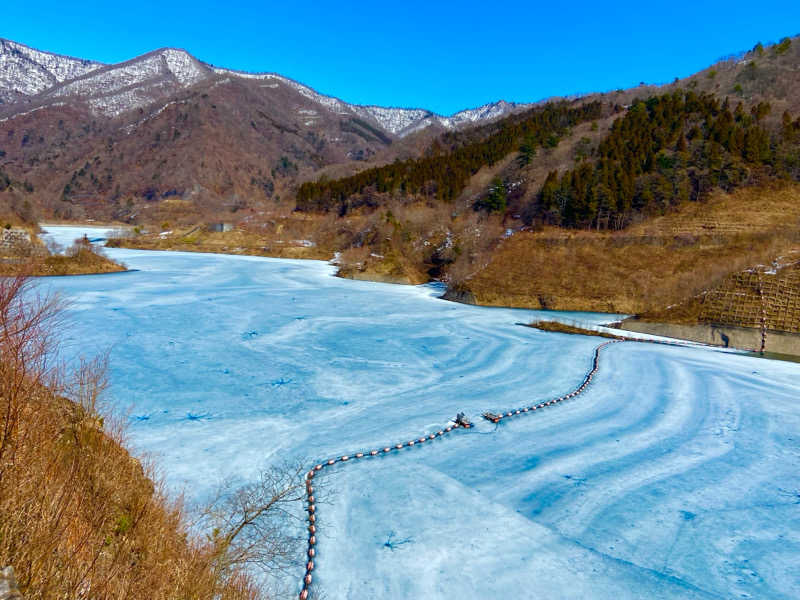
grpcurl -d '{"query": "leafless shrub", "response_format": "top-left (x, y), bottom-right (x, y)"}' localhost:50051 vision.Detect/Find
top-left (0, 275), bottom-right (266, 599)
top-left (200, 462), bottom-right (308, 582)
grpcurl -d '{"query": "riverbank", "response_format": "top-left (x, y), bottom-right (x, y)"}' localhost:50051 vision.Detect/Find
top-left (0, 248), bottom-right (127, 276)
top-left (31, 225), bottom-right (800, 600)
top-left (1, 227), bottom-right (126, 277)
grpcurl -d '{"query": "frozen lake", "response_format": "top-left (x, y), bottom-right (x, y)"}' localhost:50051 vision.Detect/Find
top-left (37, 226), bottom-right (800, 599)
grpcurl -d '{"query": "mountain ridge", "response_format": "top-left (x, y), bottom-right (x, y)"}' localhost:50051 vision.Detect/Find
top-left (0, 37), bottom-right (528, 136)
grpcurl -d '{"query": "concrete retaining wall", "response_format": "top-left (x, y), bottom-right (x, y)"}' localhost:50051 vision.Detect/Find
top-left (619, 320), bottom-right (800, 357)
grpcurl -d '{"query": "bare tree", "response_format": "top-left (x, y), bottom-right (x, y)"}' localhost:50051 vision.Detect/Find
top-left (0, 275), bottom-right (62, 482)
top-left (201, 461), bottom-right (309, 583)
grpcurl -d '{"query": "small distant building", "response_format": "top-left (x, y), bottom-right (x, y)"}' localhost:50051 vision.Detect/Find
top-left (207, 223), bottom-right (234, 233)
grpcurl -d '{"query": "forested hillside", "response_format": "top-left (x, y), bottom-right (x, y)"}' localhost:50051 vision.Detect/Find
top-left (296, 101), bottom-right (605, 211)
top-left (534, 91), bottom-right (800, 228)
top-left (297, 36), bottom-right (800, 230)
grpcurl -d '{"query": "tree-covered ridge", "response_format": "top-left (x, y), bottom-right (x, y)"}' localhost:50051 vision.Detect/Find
top-left (533, 90), bottom-right (800, 228)
top-left (296, 101), bottom-right (604, 212)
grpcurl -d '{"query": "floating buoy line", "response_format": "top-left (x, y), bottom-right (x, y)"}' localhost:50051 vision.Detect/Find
top-left (297, 335), bottom-right (704, 599)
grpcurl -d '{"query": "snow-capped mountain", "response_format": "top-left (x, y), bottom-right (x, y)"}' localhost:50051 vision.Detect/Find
top-left (0, 38), bottom-right (103, 103)
top-left (209, 66), bottom-right (527, 137)
top-left (45, 48), bottom-right (212, 117)
top-left (1, 38), bottom-right (527, 137)
top-left (0, 37), bottom-right (534, 222)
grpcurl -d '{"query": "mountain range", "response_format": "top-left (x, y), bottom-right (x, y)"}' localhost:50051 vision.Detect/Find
top-left (0, 37), bottom-right (530, 220)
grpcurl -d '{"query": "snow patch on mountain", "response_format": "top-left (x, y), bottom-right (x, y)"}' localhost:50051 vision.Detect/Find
top-left (210, 66), bottom-right (527, 136)
top-left (42, 49), bottom-right (211, 117)
top-left (0, 38), bottom-right (103, 102)
top-left (161, 49), bottom-right (209, 86)
top-left (0, 38), bottom-right (529, 134)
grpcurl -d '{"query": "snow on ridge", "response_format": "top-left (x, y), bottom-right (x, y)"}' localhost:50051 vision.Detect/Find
top-left (160, 48), bottom-right (209, 86)
top-left (0, 38), bottom-right (104, 100)
top-left (209, 65), bottom-right (526, 136)
top-left (44, 49), bottom-right (212, 117)
top-left (0, 37), bottom-right (528, 134)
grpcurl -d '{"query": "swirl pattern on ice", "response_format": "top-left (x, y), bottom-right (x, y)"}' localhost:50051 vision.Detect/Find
top-left (36, 226), bottom-right (800, 600)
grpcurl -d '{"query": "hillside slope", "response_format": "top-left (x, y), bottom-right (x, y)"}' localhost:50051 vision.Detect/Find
top-left (0, 38), bottom-right (529, 223)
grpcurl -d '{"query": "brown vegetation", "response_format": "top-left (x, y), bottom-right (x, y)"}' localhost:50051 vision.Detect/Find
top-left (457, 184), bottom-right (800, 314)
top-left (0, 276), bottom-right (304, 598)
top-left (0, 238), bottom-right (126, 277)
top-left (526, 321), bottom-right (623, 339)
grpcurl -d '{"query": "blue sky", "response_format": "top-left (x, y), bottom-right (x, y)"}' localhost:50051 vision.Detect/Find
top-left (2, 1), bottom-right (798, 115)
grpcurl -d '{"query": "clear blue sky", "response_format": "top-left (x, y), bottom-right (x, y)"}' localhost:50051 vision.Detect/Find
top-left (2, 1), bottom-right (798, 115)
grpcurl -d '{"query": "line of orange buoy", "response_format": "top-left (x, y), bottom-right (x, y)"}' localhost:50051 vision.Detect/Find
top-left (481, 340), bottom-right (618, 424)
top-left (297, 336), bottom-right (700, 599)
top-left (298, 417), bottom-right (472, 600)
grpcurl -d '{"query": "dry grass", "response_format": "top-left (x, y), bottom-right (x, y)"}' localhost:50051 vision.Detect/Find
top-left (460, 184), bottom-right (800, 314)
top-left (526, 321), bottom-right (623, 339)
top-left (0, 275), bottom-right (260, 599)
top-left (107, 221), bottom-right (331, 261)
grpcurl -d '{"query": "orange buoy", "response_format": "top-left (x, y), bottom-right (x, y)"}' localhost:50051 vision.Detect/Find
top-left (370, 450), bottom-right (378, 456)
top-left (305, 574), bottom-right (312, 585)
top-left (327, 459), bottom-right (335, 465)
top-left (341, 456), bottom-right (349, 461)
top-left (356, 452), bottom-right (364, 458)
top-left (300, 589), bottom-right (308, 600)
top-left (315, 464), bottom-right (322, 471)
top-left (307, 560), bottom-right (314, 571)
top-left (309, 514), bottom-right (316, 523)
top-left (309, 525), bottom-right (316, 534)
top-left (308, 548), bottom-right (315, 558)
top-left (309, 535), bottom-right (316, 545)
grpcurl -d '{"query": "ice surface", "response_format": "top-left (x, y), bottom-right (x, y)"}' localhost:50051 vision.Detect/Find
top-left (35, 226), bottom-right (800, 599)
